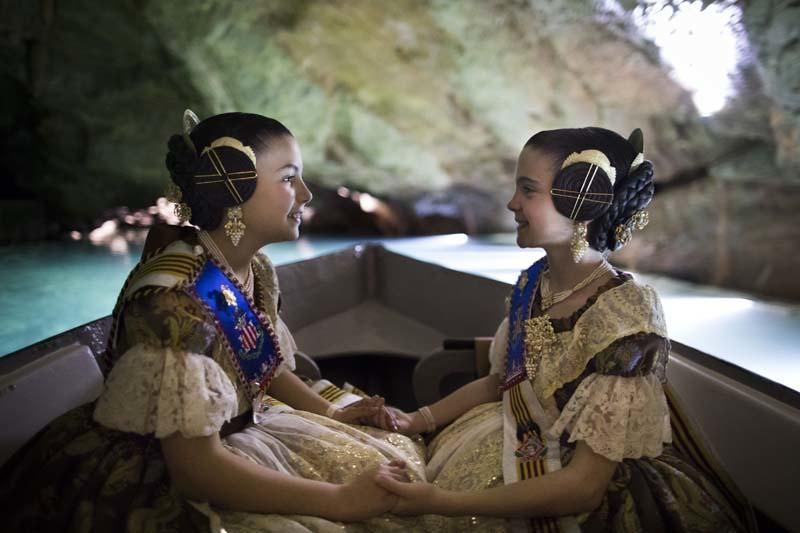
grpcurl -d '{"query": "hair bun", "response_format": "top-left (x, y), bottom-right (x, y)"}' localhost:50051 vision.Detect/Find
top-left (165, 134), bottom-right (199, 191)
top-left (551, 162), bottom-right (614, 222)
top-left (588, 160), bottom-right (655, 252)
top-left (162, 111), bottom-right (293, 230)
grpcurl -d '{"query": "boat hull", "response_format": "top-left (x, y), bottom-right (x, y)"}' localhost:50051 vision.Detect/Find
top-left (1, 244), bottom-right (798, 531)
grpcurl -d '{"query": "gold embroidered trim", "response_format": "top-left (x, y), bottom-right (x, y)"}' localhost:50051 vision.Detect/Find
top-left (529, 280), bottom-right (667, 401)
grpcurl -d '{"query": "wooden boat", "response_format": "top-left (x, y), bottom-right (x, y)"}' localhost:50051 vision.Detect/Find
top-left (1, 244), bottom-right (798, 531)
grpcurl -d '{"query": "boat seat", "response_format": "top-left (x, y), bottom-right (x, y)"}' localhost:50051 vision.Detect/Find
top-left (294, 350), bottom-right (322, 381)
top-left (413, 340), bottom-right (800, 533)
top-left (0, 344), bottom-right (322, 468)
top-left (0, 342), bottom-right (104, 466)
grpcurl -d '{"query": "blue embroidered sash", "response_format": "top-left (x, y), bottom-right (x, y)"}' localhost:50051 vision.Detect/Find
top-left (503, 258), bottom-right (547, 390)
top-left (193, 258), bottom-right (283, 397)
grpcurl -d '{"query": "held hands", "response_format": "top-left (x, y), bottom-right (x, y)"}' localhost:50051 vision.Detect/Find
top-left (360, 405), bottom-right (430, 435)
top-left (380, 407), bottom-right (424, 435)
top-left (332, 460), bottom-right (410, 522)
top-left (329, 396), bottom-right (430, 436)
top-left (374, 467), bottom-right (442, 516)
top-left (362, 406), bottom-right (429, 436)
top-left (331, 396), bottom-right (400, 432)
top-left (335, 458), bottom-right (445, 519)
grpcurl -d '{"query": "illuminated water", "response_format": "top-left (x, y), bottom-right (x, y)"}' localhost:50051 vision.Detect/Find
top-left (1, 234), bottom-right (798, 392)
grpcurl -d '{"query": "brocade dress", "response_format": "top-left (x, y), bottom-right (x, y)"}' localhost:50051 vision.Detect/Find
top-left (0, 232), bottom-right (430, 533)
top-left (419, 263), bottom-right (752, 532)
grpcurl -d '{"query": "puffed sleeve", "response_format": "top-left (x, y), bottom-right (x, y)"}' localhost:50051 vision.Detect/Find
top-left (547, 333), bottom-right (672, 462)
top-left (488, 318), bottom-right (509, 377)
top-left (93, 345), bottom-right (238, 438)
top-left (93, 290), bottom-right (238, 438)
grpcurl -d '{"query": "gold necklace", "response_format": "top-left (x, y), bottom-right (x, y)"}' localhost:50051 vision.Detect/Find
top-left (199, 231), bottom-right (254, 296)
top-left (539, 261), bottom-right (612, 311)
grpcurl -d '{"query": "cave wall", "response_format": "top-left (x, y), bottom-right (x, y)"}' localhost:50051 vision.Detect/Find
top-left (0, 0), bottom-right (797, 298)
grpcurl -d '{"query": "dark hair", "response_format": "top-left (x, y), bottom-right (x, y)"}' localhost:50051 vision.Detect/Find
top-left (165, 112), bottom-right (292, 230)
top-left (524, 127), bottom-right (654, 252)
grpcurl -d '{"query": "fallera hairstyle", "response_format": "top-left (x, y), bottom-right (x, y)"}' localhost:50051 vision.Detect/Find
top-left (165, 112), bottom-right (293, 230)
top-left (524, 127), bottom-right (654, 252)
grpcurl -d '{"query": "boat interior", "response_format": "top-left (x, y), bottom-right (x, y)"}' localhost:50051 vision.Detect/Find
top-left (1, 244), bottom-right (798, 531)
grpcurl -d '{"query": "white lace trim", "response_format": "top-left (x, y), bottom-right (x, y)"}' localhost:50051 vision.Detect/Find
top-left (488, 318), bottom-right (510, 378)
top-left (546, 373), bottom-right (671, 462)
top-left (93, 344), bottom-right (238, 438)
top-left (274, 316), bottom-right (297, 376)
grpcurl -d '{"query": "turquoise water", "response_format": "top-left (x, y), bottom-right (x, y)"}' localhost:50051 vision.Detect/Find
top-left (2, 234), bottom-right (799, 393)
top-left (0, 240), bottom-right (141, 356)
top-left (0, 235), bottom-right (483, 356)
top-left (0, 236), bottom-right (370, 357)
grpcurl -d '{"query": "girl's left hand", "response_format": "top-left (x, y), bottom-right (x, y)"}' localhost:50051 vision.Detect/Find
top-left (374, 473), bottom-right (442, 515)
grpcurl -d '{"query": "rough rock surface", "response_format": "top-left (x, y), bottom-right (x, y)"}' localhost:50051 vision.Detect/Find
top-left (0, 0), bottom-right (797, 298)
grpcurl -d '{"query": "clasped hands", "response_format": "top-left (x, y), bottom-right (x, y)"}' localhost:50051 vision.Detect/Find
top-left (337, 459), bottom-right (441, 521)
top-left (330, 399), bottom-right (440, 519)
top-left (330, 396), bottom-right (426, 435)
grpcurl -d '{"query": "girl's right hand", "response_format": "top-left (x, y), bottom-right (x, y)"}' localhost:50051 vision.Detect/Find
top-left (383, 407), bottom-right (424, 435)
top-left (331, 460), bottom-right (409, 522)
top-left (374, 470), bottom-right (443, 516)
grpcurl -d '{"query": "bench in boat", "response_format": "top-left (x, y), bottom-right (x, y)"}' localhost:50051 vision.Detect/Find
top-left (1, 245), bottom-right (798, 531)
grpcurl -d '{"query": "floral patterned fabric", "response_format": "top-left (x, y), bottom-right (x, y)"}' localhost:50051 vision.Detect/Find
top-left (0, 234), bottom-right (431, 532)
top-left (427, 273), bottom-right (751, 532)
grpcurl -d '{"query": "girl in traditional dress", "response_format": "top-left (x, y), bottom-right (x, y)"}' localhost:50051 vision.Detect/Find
top-left (0, 110), bottom-right (427, 532)
top-left (379, 127), bottom-right (755, 532)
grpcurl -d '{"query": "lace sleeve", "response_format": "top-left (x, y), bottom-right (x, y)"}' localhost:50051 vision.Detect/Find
top-left (488, 318), bottom-right (509, 377)
top-left (93, 344), bottom-right (238, 438)
top-left (274, 316), bottom-right (297, 376)
top-left (547, 373), bottom-right (671, 462)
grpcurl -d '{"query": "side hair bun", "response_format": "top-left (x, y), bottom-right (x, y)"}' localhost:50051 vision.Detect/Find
top-left (551, 149), bottom-right (616, 222)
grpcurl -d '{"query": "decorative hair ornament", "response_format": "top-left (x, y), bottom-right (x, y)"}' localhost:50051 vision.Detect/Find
top-left (183, 108), bottom-right (200, 154)
top-left (561, 149), bottom-right (617, 186)
top-left (628, 128), bottom-right (644, 173)
top-left (164, 109), bottom-right (201, 224)
top-left (612, 128), bottom-right (649, 250)
top-left (551, 148), bottom-right (615, 225)
top-left (193, 136), bottom-right (259, 208)
top-left (169, 108), bottom-right (262, 234)
top-left (630, 152), bottom-right (644, 173)
top-left (557, 150), bottom-right (616, 263)
top-left (165, 182), bottom-right (192, 224)
top-left (201, 136), bottom-right (257, 169)
top-left (614, 210), bottom-right (649, 250)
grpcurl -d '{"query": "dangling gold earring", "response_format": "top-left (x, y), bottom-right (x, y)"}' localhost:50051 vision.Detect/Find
top-left (224, 206), bottom-right (246, 247)
top-left (570, 221), bottom-right (588, 263)
top-left (165, 182), bottom-right (192, 224)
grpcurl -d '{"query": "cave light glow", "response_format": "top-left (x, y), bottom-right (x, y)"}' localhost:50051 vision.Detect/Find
top-left (632, 0), bottom-right (748, 116)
